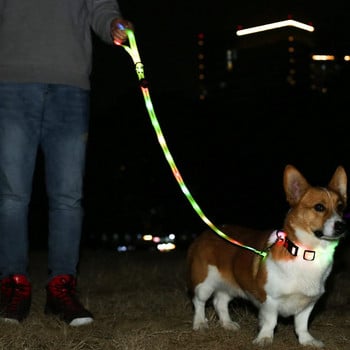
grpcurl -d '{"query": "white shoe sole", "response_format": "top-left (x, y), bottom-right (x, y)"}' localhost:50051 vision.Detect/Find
top-left (69, 317), bottom-right (94, 326)
top-left (0, 317), bottom-right (20, 324)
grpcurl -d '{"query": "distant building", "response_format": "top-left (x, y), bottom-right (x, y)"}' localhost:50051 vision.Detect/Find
top-left (196, 18), bottom-right (350, 100)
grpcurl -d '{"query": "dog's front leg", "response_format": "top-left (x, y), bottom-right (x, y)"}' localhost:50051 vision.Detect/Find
top-left (294, 302), bottom-right (324, 348)
top-left (252, 301), bottom-right (278, 346)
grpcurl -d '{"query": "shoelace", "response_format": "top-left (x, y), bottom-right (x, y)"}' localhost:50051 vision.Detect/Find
top-left (51, 283), bottom-right (85, 312)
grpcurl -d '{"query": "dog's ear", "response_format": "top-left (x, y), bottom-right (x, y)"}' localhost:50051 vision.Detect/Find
top-left (328, 166), bottom-right (347, 204)
top-left (283, 165), bottom-right (310, 206)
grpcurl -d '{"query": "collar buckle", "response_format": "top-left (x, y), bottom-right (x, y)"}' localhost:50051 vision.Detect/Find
top-left (284, 237), bottom-right (299, 256)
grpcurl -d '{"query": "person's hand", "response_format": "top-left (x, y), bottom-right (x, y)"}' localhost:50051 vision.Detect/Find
top-left (110, 18), bottom-right (134, 45)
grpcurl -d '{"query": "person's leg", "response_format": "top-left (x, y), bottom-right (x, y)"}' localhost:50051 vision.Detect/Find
top-left (41, 84), bottom-right (90, 279)
top-left (0, 82), bottom-right (43, 278)
top-left (0, 82), bottom-right (45, 322)
top-left (42, 84), bottom-right (93, 326)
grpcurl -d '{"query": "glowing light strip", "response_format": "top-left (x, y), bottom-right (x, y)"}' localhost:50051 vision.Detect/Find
top-left (236, 19), bottom-right (314, 36)
top-left (117, 29), bottom-right (267, 258)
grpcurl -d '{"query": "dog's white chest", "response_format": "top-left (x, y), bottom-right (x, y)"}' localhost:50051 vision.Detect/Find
top-left (264, 257), bottom-right (332, 316)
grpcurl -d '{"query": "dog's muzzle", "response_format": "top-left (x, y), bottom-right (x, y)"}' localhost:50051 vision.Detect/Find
top-left (314, 220), bottom-right (348, 241)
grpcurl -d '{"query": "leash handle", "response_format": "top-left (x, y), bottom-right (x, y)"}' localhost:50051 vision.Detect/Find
top-left (116, 29), bottom-right (267, 259)
top-left (116, 27), bottom-right (143, 78)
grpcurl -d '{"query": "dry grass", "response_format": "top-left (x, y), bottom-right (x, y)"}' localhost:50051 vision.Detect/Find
top-left (0, 246), bottom-right (349, 350)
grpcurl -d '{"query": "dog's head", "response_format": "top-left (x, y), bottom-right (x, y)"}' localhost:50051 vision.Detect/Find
top-left (283, 165), bottom-right (348, 246)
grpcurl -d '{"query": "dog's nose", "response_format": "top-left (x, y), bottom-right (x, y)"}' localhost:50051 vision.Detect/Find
top-left (334, 221), bottom-right (348, 236)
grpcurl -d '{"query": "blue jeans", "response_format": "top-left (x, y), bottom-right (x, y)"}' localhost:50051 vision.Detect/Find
top-left (0, 83), bottom-right (90, 279)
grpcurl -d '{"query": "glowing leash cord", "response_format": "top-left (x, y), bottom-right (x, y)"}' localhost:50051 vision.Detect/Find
top-left (117, 29), bottom-right (267, 258)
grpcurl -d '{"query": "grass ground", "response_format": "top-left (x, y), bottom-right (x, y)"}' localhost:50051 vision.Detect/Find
top-left (0, 247), bottom-right (349, 350)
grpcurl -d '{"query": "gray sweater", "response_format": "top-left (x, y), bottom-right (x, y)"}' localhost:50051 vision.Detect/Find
top-left (0, 0), bottom-right (123, 90)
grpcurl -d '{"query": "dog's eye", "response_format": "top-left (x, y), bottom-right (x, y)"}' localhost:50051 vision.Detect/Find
top-left (314, 203), bottom-right (325, 212)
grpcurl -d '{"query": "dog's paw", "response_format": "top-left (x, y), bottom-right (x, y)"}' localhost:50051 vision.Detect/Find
top-left (252, 336), bottom-right (273, 347)
top-left (299, 337), bottom-right (324, 348)
top-left (221, 320), bottom-right (240, 331)
top-left (193, 319), bottom-right (209, 331)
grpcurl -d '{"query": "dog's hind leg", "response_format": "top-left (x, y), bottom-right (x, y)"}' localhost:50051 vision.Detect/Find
top-left (192, 281), bottom-right (213, 330)
top-left (213, 291), bottom-right (240, 330)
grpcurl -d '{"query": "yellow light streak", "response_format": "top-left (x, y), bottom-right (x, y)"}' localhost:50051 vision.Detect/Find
top-left (312, 55), bottom-right (335, 61)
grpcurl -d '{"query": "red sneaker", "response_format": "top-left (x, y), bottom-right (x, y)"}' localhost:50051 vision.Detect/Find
top-left (0, 274), bottom-right (32, 323)
top-left (45, 274), bottom-right (93, 326)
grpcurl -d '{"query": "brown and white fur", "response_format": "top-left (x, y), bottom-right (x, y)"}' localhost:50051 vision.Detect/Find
top-left (187, 165), bottom-right (347, 347)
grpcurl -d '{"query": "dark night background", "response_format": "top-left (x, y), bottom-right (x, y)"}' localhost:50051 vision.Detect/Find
top-left (29, 1), bottom-right (350, 249)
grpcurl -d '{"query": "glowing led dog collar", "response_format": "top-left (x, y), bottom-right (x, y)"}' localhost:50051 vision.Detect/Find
top-left (283, 237), bottom-right (316, 261)
top-left (272, 230), bottom-right (316, 261)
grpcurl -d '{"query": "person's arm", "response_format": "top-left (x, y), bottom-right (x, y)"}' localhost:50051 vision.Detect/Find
top-left (89, 0), bottom-right (133, 44)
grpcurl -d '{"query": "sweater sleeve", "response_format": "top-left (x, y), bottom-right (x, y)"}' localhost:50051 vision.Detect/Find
top-left (89, 0), bottom-right (123, 44)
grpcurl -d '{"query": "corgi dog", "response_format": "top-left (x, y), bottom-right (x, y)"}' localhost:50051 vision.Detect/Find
top-left (187, 165), bottom-right (347, 347)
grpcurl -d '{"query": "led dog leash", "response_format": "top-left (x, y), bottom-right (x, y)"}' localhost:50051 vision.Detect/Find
top-left (116, 28), bottom-right (267, 258)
